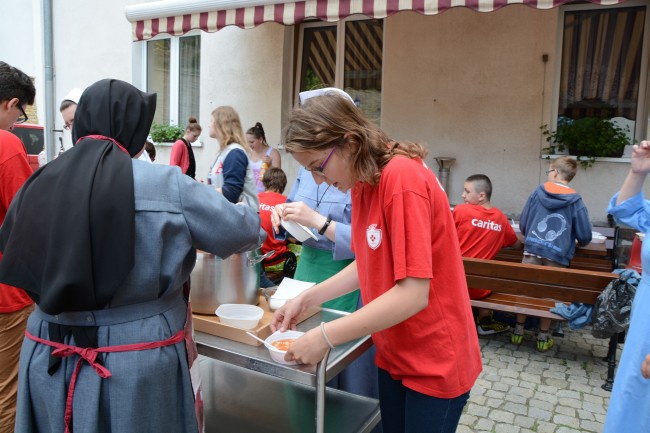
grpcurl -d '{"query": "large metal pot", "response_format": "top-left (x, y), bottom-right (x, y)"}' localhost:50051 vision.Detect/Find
top-left (189, 249), bottom-right (274, 314)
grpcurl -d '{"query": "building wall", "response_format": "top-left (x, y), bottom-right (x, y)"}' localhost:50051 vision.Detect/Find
top-left (3, 1), bottom-right (647, 221)
top-left (1, 0), bottom-right (44, 124)
top-left (382, 6), bottom-right (645, 221)
top-left (173, 22), bottom-right (295, 185)
top-left (51, 0), bottom-right (136, 150)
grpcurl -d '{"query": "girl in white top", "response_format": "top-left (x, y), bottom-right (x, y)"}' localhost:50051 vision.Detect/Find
top-left (246, 122), bottom-right (281, 193)
top-left (208, 106), bottom-right (258, 209)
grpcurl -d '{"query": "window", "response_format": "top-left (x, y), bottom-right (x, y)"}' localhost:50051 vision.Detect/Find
top-left (146, 35), bottom-right (201, 127)
top-left (554, 2), bottom-right (647, 152)
top-left (297, 19), bottom-right (383, 122)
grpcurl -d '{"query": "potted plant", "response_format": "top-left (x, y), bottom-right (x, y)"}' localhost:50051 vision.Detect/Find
top-left (150, 122), bottom-right (184, 144)
top-left (541, 116), bottom-right (632, 168)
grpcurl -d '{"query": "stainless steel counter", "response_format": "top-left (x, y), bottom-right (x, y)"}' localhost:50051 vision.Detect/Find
top-left (200, 357), bottom-right (380, 433)
top-left (195, 308), bottom-right (374, 386)
top-left (195, 308), bottom-right (380, 433)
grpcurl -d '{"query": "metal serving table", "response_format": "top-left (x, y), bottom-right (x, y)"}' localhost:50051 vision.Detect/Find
top-left (195, 308), bottom-right (380, 433)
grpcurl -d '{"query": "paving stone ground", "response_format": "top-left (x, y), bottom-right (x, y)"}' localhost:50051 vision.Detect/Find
top-left (458, 325), bottom-right (615, 433)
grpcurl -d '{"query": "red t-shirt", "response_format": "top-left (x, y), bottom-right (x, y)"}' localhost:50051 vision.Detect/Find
top-left (258, 191), bottom-right (289, 266)
top-left (351, 156), bottom-right (482, 398)
top-left (453, 204), bottom-right (518, 299)
top-left (170, 139), bottom-right (189, 173)
top-left (0, 130), bottom-right (34, 313)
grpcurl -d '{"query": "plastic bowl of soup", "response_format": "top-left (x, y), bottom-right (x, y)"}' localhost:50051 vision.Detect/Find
top-left (264, 330), bottom-right (305, 365)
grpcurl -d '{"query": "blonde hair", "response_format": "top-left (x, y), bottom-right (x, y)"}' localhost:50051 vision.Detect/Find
top-left (284, 94), bottom-right (426, 185)
top-left (551, 156), bottom-right (578, 182)
top-left (210, 106), bottom-right (250, 154)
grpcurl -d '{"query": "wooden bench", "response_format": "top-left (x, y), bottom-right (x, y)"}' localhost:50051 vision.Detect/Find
top-left (463, 257), bottom-right (621, 390)
top-left (463, 257), bottom-right (616, 320)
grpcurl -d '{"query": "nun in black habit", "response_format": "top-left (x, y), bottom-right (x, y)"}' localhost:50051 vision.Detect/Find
top-left (0, 79), bottom-right (262, 433)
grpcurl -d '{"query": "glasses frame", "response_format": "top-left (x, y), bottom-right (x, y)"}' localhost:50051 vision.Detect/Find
top-left (15, 103), bottom-right (28, 125)
top-left (307, 147), bottom-right (336, 176)
top-left (545, 168), bottom-right (557, 174)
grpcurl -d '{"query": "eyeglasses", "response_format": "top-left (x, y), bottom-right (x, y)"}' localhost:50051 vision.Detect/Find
top-left (15, 103), bottom-right (28, 124)
top-left (545, 168), bottom-right (557, 174)
top-left (306, 147), bottom-right (336, 176)
top-left (64, 120), bottom-right (74, 130)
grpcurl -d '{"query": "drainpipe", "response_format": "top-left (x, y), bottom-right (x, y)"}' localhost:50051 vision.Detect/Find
top-left (43, 0), bottom-right (56, 162)
top-left (434, 157), bottom-right (456, 201)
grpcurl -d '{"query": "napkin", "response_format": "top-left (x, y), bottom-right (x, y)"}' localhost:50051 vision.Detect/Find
top-left (280, 219), bottom-right (318, 242)
top-left (271, 277), bottom-right (315, 301)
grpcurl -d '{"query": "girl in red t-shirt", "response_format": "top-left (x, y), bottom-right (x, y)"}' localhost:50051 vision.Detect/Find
top-left (270, 88), bottom-right (482, 433)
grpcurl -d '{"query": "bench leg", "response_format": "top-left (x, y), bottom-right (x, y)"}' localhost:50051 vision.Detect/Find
top-left (602, 333), bottom-right (620, 392)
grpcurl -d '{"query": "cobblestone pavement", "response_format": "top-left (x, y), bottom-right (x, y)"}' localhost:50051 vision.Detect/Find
top-left (458, 326), bottom-right (615, 433)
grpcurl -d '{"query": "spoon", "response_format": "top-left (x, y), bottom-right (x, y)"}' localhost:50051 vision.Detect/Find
top-left (246, 331), bottom-right (277, 350)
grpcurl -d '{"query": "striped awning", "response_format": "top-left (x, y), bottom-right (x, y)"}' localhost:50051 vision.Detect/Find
top-left (126, 0), bottom-right (626, 41)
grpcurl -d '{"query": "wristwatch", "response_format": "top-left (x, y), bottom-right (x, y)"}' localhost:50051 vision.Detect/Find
top-left (318, 216), bottom-right (332, 235)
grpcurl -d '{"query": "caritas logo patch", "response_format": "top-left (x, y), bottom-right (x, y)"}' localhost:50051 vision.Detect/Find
top-left (366, 224), bottom-right (382, 250)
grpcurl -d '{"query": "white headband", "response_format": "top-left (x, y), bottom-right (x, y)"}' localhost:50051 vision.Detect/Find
top-left (299, 87), bottom-right (355, 105)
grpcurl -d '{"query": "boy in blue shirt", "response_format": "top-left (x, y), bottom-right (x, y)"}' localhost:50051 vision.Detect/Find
top-left (515, 156), bottom-right (592, 352)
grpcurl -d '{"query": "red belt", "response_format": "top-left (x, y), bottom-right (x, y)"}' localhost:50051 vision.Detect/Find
top-left (26, 329), bottom-right (185, 433)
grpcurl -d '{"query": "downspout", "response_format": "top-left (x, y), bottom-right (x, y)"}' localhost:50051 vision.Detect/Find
top-left (43, 0), bottom-right (56, 162)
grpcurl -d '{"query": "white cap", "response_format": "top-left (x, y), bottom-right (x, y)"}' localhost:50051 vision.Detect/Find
top-left (299, 87), bottom-right (355, 105)
top-left (62, 88), bottom-right (83, 105)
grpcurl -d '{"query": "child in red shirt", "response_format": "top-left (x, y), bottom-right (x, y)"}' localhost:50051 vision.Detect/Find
top-left (271, 88), bottom-right (481, 433)
top-left (453, 174), bottom-right (520, 335)
top-left (257, 167), bottom-right (290, 283)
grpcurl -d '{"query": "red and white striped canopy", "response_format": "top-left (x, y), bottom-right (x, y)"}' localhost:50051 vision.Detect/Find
top-left (126, 0), bottom-right (626, 41)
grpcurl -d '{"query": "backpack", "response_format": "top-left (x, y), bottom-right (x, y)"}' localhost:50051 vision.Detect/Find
top-left (591, 270), bottom-right (638, 339)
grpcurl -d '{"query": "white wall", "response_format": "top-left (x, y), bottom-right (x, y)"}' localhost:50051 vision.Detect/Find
top-left (52, 0), bottom-right (137, 149)
top-left (159, 22), bottom-right (300, 186)
top-left (1, 0), bottom-right (44, 124)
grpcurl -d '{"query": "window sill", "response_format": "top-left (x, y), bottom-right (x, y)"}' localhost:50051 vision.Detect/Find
top-left (157, 140), bottom-right (203, 148)
top-left (540, 154), bottom-right (631, 164)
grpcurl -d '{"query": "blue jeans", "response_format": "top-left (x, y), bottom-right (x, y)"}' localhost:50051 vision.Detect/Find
top-left (378, 368), bottom-right (469, 433)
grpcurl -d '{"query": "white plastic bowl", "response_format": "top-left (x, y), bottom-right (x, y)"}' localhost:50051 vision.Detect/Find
top-left (215, 304), bottom-right (264, 330)
top-left (264, 330), bottom-right (305, 365)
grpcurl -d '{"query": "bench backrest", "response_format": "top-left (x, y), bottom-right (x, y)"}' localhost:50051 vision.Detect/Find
top-left (463, 257), bottom-right (616, 304)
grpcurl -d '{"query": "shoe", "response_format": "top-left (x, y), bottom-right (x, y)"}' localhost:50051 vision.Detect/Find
top-left (552, 323), bottom-right (565, 338)
top-left (511, 333), bottom-right (524, 345)
top-left (477, 316), bottom-right (511, 336)
top-left (536, 337), bottom-right (555, 352)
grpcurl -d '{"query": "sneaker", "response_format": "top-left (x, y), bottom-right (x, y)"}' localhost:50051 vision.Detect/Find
top-left (552, 323), bottom-right (565, 338)
top-left (536, 337), bottom-right (555, 352)
top-left (511, 332), bottom-right (524, 346)
top-left (477, 317), bottom-right (511, 336)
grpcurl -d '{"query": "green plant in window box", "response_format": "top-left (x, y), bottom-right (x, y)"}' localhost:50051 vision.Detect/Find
top-left (541, 117), bottom-right (632, 168)
top-left (150, 122), bottom-right (184, 144)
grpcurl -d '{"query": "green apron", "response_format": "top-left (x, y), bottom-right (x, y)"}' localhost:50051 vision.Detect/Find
top-left (293, 244), bottom-right (359, 313)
